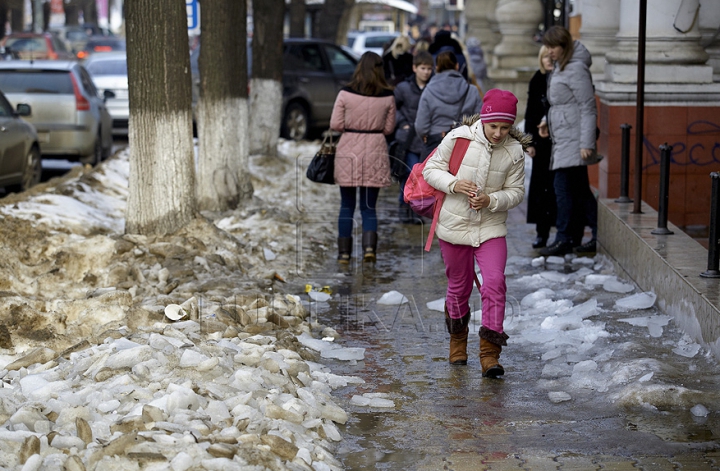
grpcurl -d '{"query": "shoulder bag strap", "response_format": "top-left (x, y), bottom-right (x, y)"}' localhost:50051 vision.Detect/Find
top-left (425, 137), bottom-right (472, 252)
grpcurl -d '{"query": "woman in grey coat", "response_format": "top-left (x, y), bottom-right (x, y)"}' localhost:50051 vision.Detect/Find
top-left (538, 26), bottom-right (599, 257)
top-left (414, 51), bottom-right (482, 159)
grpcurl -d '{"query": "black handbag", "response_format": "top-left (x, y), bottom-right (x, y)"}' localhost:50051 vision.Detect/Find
top-left (306, 132), bottom-right (336, 184)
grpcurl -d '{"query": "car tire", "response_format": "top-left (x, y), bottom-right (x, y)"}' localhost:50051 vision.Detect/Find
top-left (7, 146), bottom-right (42, 193)
top-left (80, 132), bottom-right (103, 166)
top-left (281, 103), bottom-right (309, 141)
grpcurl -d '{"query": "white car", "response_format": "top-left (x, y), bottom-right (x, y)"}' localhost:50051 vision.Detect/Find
top-left (83, 52), bottom-right (128, 135)
top-left (346, 31), bottom-right (400, 56)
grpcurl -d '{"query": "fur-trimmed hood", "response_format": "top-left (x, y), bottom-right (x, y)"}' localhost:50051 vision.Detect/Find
top-left (460, 114), bottom-right (533, 151)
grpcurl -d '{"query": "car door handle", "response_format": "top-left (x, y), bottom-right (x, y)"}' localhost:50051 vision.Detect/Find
top-left (299, 77), bottom-right (310, 83)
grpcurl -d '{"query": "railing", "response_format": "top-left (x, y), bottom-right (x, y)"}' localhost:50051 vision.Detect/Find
top-left (701, 172), bottom-right (720, 278)
top-left (651, 144), bottom-right (673, 235)
top-left (615, 124), bottom-right (632, 204)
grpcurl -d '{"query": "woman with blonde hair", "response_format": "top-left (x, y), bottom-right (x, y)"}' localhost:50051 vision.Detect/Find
top-left (331, 52), bottom-right (396, 263)
top-left (524, 45), bottom-right (556, 249)
top-left (383, 35), bottom-right (414, 86)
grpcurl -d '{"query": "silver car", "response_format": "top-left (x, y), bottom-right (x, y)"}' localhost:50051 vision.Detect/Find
top-left (0, 89), bottom-right (41, 191)
top-left (0, 60), bottom-right (113, 165)
top-left (83, 52), bottom-right (128, 135)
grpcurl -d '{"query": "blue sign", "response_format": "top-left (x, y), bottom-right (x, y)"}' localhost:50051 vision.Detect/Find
top-left (187, 0), bottom-right (198, 30)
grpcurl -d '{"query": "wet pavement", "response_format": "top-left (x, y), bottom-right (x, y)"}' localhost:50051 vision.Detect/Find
top-left (302, 187), bottom-right (720, 470)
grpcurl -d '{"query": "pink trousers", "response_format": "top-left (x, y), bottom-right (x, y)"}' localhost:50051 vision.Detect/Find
top-left (439, 237), bottom-right (507, 334)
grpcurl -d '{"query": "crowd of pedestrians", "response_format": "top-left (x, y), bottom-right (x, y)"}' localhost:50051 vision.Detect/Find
top-left (325, 24), bottom-right (600, 374)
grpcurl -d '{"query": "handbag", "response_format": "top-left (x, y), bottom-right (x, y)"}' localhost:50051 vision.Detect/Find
top-left (306, 132), bottom-right (336, 184)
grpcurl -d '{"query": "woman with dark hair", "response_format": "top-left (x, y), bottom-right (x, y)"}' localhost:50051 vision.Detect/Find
top-left (524, 45), bottom-right (556, 249)
top-left (330, 52), bottom-right (396, 264)
top-left (414, 51), bottom-right (481, 159)
top-left (538, 25), bottom-right (599, 257)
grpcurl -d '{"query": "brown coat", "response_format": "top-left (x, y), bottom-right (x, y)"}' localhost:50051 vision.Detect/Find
top-left (330, 88), bottom-right (396, 187)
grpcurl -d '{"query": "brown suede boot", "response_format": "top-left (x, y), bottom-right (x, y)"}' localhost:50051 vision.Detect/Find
top-left (479, 327), bottom-right (509, 378)
top-left (445, 307), bottom-right (471, 365)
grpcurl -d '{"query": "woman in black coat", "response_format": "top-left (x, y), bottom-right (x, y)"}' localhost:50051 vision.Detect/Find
top-left (524, 46), bottom-right (556, 249)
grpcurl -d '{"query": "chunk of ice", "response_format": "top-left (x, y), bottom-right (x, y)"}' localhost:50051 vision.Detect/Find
top-left (548, 391), bottom-right (572, 403)
top-left (691, 404), bottom-right (710, 417)
top-left (603, 280), bottom-right (635, 293)
top-left (426, 298), bottom-right (445, 312)
top-left (615, 291), bottom-right (656, 311)
top-left (377, 290), bottom-right (408, 305)
top-left (308, 291), bottom-right (331, 302)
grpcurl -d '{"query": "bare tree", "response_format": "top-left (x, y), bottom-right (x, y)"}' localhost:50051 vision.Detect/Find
top-left (125, 0), bottom-right (197, 235)
top-left (288, 0), bottom-right (306, 38)
top-left (64, 0), bottom-right (80, 25)
top-left (196, 0), bottom-right (253, 211)
top-left (316, 0), bottom-right (354, 44)
top-left (248, 0), bottom-right (284, 156)
top-left (82, 0), bottom-right (98, 25)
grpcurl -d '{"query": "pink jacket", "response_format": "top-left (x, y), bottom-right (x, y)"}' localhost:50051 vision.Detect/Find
top-left (330, 88), bottom-right (396, 187)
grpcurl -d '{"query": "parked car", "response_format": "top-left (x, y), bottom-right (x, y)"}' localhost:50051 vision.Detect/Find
top-left (83, 52), bottom-right (128, 134)
top-left (0, 32), bottom-right (75, 60)
top-left (76, 36), bottom-right (126, 60)
top-left (0, 61), bottom-right (113, 165)
top-left (52, 24), bottom-right (115, 54)
top-left (346, 31), bottom-right (400, 55)
top-left (191, 38), bottom-right (358, 141)
top-left (0, 89), bottom-right (41, 192)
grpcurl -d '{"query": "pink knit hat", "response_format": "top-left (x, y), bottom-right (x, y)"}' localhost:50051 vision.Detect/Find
top-left (480, 89), bottom-right (518, 124)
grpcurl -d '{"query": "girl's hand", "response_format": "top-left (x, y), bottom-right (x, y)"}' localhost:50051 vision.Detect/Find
top-left (469, 192), bottom-right (490, 211)
top-left (538, 122), bottom-right (549, 138)
top-left (527, 146), bottom-right (536, 158)
top-left (454, 179), bottom-right (478, 196)
top-left (581, 148), bottom-right (593, 160)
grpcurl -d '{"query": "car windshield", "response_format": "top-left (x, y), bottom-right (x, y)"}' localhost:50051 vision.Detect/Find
top-left (4, 37), bottom-right (47, 53)
top-left (0, 71), bottom-right (73, 94)
top-left (365, 36), bottom-right (395, 48)
top-left (85, 59), bottom-right (127, 76)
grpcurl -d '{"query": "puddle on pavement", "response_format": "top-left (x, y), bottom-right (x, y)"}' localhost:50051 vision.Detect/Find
top-left (304, 189), bottom-right (720, 469)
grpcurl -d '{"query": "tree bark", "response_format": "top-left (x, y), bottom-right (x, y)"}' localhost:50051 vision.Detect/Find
top-left (83, 0), bottom-right (98, 25)
top-left (196, 0), bottom-right (253, 211)
top-left (125, 0), bottom-right (197, 235)
top-left (249, 0), bottom-right (284, 156)
top-left (288, 0), bottom-right (306, 38)
top-left (64, 0), bottom-right (79, 25)
top-left (0, 2), bottom-right (7, 40)
top-left (316, 0), bottom-right (354, 44)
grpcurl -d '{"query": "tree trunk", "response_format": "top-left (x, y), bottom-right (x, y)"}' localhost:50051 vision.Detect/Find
top-left (288, 0), bottom-right (306, 38)
top-left (64, 1), bottom-right (79, 25)
top-left (196, 0), bottom-right (253, 211)
top-left (125, 0), bottom-right (197, 235)
top-left (316, 0), bottom-right (354, 44)
top-left (83, 0), bottom-right (98, 25)
top-left (249, 0), bottom-right (284, 156)
top-left (0, 2), bottom-right (7, 40)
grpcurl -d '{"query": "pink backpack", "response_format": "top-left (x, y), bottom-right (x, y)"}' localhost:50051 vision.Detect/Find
top-left (403, 138), bottom-right (472, 251)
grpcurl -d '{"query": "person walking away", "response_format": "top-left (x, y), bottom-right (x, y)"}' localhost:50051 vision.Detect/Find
top-left (428, 30), bottom-right (469, 80)
top-left (330, 52), bottom-right (396, 264)
top-left (383, 35), bottom-right (414, 86)
top-left (538, 26), bottom-right (599, 257)
top-left (393, 51), bottom-right (434, 224)
top-left (524, 46), bottom-right (556, 249)
top-left (415, 51), bottom-right (482, 160)
top-left (423, 89), bottom-right (528, 377)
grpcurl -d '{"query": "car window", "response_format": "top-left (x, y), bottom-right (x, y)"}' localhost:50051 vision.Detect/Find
top-left (0, 71), bottom-right (73, 94)
top-left (347, 37), bottom-right (356, 48)
top-left (4, 37), bottom-right (48, 53)
top-left (52, 36), bottom-right (69, 53)
top-left (324, 46), bottom-right (356, 76)
top-left (85, 59), bottom-right (127, 76)
top-left (78, 67), bottom-right (98, 96)
top-left (285, 45), bottom-right (326, 72)
top-left (365, 36), bottom-right (395, 48)
top-left (67, 31), bottom-right (88, 41)
top-left (0, 93), bottom-right (13, 117)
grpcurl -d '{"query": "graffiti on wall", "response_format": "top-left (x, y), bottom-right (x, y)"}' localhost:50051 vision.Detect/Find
top-left (643, 120), bottom-right (720, 170)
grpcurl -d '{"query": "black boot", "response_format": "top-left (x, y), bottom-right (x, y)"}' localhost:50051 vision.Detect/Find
top-left (362, 231), bottom-right (377, 262)
top-left (337, 237), bottom-right (352, 264)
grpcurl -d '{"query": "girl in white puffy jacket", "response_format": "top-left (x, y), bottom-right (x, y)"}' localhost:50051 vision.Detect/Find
top-left (423, 89), bottom-right (528, 378)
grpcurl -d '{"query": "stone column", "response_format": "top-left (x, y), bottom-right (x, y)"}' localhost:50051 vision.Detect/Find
top-left (604, 0), bottom-right (711, 84)
top-left (576, 0), bottom-right (621, 81)
top-left (486, 0), bottom-right (543, 121)
top-left (465, 0), bottom-right (500, 53)
top-left (699, 0), bottom-right (720, 81)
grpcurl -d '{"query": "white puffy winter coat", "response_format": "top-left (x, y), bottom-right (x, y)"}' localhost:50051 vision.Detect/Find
top-left (422, 119), bottom-right (526, 246)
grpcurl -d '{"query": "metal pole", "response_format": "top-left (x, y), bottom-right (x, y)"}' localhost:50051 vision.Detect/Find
top-left (701, 172), bottom-right (720, 278)
top-left (615, 124), bottom-right (633, 203)
top-left (633, 0), bottom-right (647, 214)
top-left (651, 144), bottom-right (673, 235)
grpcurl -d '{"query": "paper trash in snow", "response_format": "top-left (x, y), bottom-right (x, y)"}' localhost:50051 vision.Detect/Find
top-left (615, 291), bottom-right (656, 311)
top-left (164, 304), bottom-right (187, 321)
top-left (263, 247), bottom-right (276, 261)
top-left (377, 290), bottom-right (408, 305)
